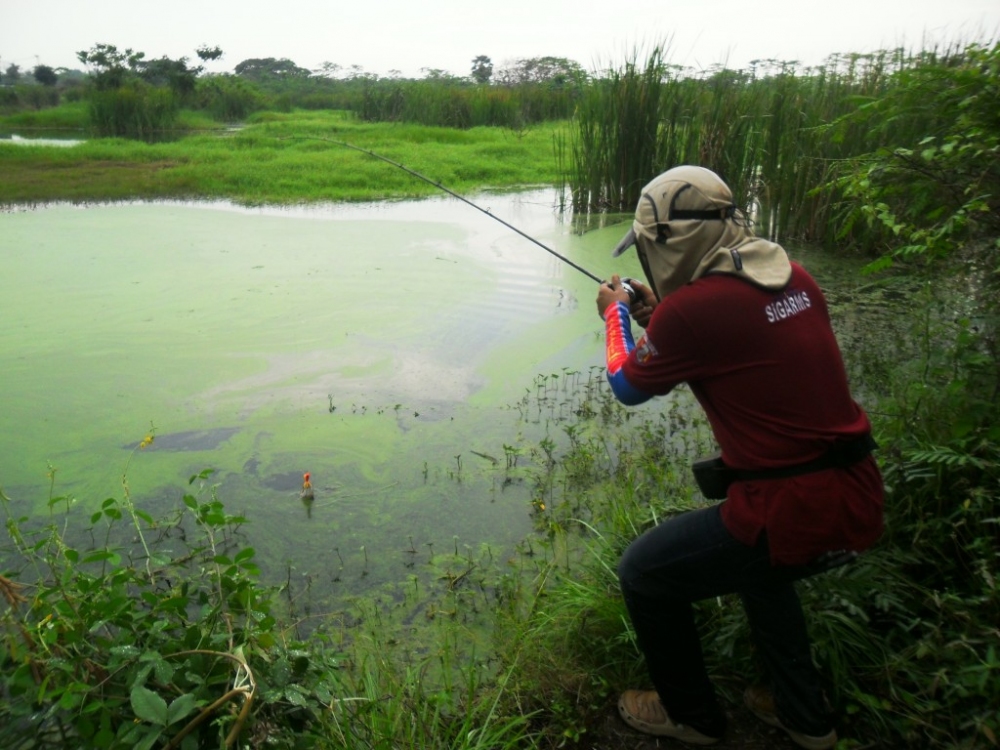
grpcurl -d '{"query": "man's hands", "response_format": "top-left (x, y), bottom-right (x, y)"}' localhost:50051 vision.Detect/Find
top-left (596, 274), bottom-right (631, 319)
top-left (628, 278), bottom-right (657, 327)
top-left (597, 275), bottom-right (657, 327)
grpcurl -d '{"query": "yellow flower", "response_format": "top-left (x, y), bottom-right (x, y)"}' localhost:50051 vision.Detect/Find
top-left (139, 435), bottom-right (154, 450)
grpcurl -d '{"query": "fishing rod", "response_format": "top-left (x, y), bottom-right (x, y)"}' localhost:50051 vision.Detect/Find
top-left (285, 136), bottom-right (635, 299)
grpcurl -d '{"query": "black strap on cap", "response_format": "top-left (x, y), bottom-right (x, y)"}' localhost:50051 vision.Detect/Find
top-left (667, 184), bottom-right (737, 221)
top-left (670, 206), bottom-right (738, 221)
top-left (640, 193), bottom-right (671, 244)
top-left (645, 185), bottom-right (738, 243)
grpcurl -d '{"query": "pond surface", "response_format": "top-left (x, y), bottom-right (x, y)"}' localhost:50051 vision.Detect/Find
top-left (0, 192), bottom-right (884, 612)
top-left (0, 192), bottom-right (653, 599)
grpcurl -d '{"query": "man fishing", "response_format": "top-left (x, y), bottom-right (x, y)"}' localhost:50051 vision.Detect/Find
top-left (597, 165), bottom-right (884, 749)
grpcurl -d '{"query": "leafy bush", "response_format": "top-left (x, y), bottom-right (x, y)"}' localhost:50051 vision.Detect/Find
top-left (0, 86), bottom-right (18, 109)
top-left (0, 461), bottom-right (341, 749)
top-left (0, 442), bottom-right (539, 749)
top-left (828, 41), bottom-right (1000, 270)
top-left (862, 290), bottom-right (1000, 746)
top-left (13, 85), bottom-right (60, 110)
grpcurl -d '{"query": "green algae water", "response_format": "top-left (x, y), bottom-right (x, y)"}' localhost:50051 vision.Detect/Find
top-left (0, 192), bottom-right (886, 617)
top-left (0, 192), bottom-right (648, 600)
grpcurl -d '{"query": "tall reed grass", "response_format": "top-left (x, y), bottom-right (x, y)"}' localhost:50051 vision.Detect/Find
top-left (88, 82), bottom-right (179, 138)
top-left (359, 81), bottom-right (579, 129)
top-left (195, 75), bottom-right (266, 122)
top-left (564, 42), bottom-right (983, 249)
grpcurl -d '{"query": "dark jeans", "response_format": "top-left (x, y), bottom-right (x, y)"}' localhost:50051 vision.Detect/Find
top-left (617, 503), bottom-right (831, 737)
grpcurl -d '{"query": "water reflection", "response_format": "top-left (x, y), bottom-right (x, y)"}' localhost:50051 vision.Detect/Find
top-left (0, 131), bottom-right (85, 147)
top-left (0, 128), bottom-right (210, 146)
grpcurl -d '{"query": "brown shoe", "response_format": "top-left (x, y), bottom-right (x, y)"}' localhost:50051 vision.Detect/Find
top-left (617, 690), bottom-right (721, 745)
top-left (743, 685), bottom-right (837, 750)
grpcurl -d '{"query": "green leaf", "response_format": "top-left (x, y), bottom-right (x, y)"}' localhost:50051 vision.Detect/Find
top-left (158, 596), bottom-right (190, 612)
top-left (83, 550), bottom-right (121, 565)
top-left (58, 683), bottom-right (86, 710)
top-left (134, 730), bottom-right (162, 750)
top-left (234, 547), bottom-right (256, 563)
top-left (47, 494), bottom-right (71, 508)
top-left (131, 685), bottom-right (169, 726)
top-left (315, 683), bottom-right (333, 704)
top-left (188, 468), bottom-right (215, 484)
top-left (153, 659), bottom-right (175, 684)
top-left (166, 693), bottom-right (199, 726)
top-left (111, 644), bottom-right (141, 659)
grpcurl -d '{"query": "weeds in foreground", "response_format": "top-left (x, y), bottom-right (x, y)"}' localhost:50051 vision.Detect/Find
top-left (0, 459), bottom-right (341, 749)
top-left (489, 281), bottom-right (999, 748)
top-left (2, 274), bottom-right (997, 748)
top-left (0, 438), bottom-right (540, 748)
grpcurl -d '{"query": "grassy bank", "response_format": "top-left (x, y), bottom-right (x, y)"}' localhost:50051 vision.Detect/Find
top-left (0, 110), bottom-right (566, 205)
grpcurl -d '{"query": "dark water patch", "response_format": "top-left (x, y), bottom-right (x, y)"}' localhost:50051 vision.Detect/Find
top-left (243, 455), bottom-right (261, 476)
top-left (124, 428), bottom-right (240, 452)
top-left (260, 470), bottom-right (310, 492)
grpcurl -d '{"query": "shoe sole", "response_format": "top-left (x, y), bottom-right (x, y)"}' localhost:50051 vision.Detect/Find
top-left (617, 697), bottom-right (721, 745)
top-left (746, 705), bottom-right (836, 750)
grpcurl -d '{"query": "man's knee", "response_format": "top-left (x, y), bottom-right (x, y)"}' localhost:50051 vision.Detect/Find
top-left (617, 542), bottom-right (638, 591)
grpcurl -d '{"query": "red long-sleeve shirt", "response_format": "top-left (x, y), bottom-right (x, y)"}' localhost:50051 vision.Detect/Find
top-left (604, 263), bottom-right (883, 564)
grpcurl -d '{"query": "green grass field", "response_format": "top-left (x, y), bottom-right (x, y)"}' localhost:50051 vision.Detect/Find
top-left (0, 108), bottom-right (567, 204)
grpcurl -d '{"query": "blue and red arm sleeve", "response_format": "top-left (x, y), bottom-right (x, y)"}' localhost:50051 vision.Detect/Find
top-left (604, 302), bottom-right (652, 405)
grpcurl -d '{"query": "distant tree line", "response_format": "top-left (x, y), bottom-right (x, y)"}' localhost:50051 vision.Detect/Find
top-left (1, 45), bottom-right (591, 130)
top-left (1, 63), bottom-right (58, 87)
top-left (0, 62), bottom-right (69, 110)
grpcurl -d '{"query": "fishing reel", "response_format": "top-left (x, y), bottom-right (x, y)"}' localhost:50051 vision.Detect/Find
top-left (622, 278), bottom-right (639, 305)
top-left (606, 277), bottom-right (639, 306)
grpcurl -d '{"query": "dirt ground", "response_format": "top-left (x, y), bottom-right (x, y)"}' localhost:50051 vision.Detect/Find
top-left (590, 701), bottom-right (809, 750)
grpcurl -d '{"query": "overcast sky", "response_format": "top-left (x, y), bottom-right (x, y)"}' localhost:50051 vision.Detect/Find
top-left (2, 0), bottom-right (998, 79)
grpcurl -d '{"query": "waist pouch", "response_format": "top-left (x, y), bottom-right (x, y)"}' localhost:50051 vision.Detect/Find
top-left (692, 434), bottom-right (878, 500)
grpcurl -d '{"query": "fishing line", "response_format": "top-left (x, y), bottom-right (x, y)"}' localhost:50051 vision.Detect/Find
top-left (281, 136), bottom-right (606, 284)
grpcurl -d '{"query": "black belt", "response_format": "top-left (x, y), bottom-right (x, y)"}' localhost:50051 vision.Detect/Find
top-left (732, 434), bottom-right (878, 482)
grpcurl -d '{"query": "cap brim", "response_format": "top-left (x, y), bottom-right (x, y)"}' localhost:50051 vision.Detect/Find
top-left (612, 228), bottom-right (637, 257)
